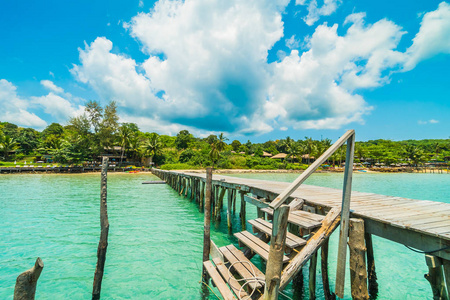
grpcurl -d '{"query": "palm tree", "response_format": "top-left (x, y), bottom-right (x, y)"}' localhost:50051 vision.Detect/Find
top-left (216, 133), bottom-right (228, 152)
top-left (432, 142), bottom-right (441, 160)
top-left (285, 140), bottom-right (302, 164)
top-left (404, 145), bottom-right (425, 167)
top-left (1, 136), bottom-right (18, 161)
top-left (143, 133), bottom-right (162, 167)
top-left (304, 137), bottom-right (316, 164)
top-left (118, 125), bottom-right (132, 165)
top-left (209, 142), bottom-right (220, 168)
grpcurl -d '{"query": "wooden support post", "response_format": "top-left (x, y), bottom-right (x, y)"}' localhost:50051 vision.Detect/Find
top-left (232, 189), bottom-right (236, 213)
top-left (335, 133), bottom-right (355, 299)
top-left (309, 252), bottom-right (318, 300)
top-left (348, 219), bottom-right (369, 300)
top-left (14, 257), bottom-right (44, 300)
top-left (263, 205), bottom-right (290, 300)
top-left (202, 168), bottom-right (213, 281)
top-left (444, 260), bottom-right (450, 300)
top-left (424, 255), bottom-right (448, 300)
top-left (200, 181), bottom-right (205, 210)
top-left (240, 191), bottom-right (246, 230)
top-left (92, 157), bottom-right (110, 300)
top-left (365, 232), bottom-right (378, 298)
top-left (227, 189), bottom-right (232, 230)
top-left (321, 239), bottom-right (335, 300)
top-left (292, 269), bottom-right (304, 300)
top-left (215, 187), bottom-right (226, 221)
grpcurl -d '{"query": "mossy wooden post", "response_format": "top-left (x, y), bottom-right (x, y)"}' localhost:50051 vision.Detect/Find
top-left (424, 255), bottom-right (448, 300)
top-left (309, 252), bottom-right (318, 300)
top-left (443, 259), bottom-right (450, 299)
top-left (13, 257), bottom-right (44, 300)
top-left (227, 189), bottom-right (233, 230)
top-left (240, 191), bottom-right (247, 230)
top-left (232, 189), bottom-right (237, 213)
top-left (215, 187), bottom-right (226, 221)
top-left (365, 232), bottom-right (378, 298)
top-left (202, 168), bottom-right (213, 281)
top-left (348, 219), bottom-right (369, 300)
top-left (199, 180), bottom-right (205, 210)
top-left (263, 204), bottom-right (290, 300)
top-left (92, 157), bottom-right (109, 300)
top-left (321, 239), bottom-right (335, 300)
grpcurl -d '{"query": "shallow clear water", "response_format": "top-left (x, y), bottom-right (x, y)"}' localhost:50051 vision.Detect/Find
top-left (0, 172), bottom-right (448, 299)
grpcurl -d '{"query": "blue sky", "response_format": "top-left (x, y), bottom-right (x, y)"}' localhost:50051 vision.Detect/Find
top-left (0, 0), bottom-right (449, 142)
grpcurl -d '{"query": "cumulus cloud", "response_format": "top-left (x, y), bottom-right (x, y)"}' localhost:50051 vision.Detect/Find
top-left (0, 79), bottom-right (47, 128)
top-left (0, 79), bottom-right (85, 128)
top-left (404, 2), bottom-right (450, 70)
top-left (296, 0), bottom-right (341, 26)
top-left (68, 0), bottom-right (450, 135)
top-left (41, 80), bottom-right (64, 94)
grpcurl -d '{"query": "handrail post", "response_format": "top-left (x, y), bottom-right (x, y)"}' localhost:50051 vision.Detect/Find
top-left (264, 205), bottom-right (290, 300)
top-left (335, 132), bottom-right (355, 298)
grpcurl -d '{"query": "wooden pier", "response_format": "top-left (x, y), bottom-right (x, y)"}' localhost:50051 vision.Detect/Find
top-left (152, 131), bottom-right (450, 300)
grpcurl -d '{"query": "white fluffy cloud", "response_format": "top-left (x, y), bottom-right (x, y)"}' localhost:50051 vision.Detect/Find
top-left (296, 0), bottom-right (341, 26)
top-left (41, 80), bottom-right (64, 94)
top-left (0, 79), bottom-right (84, 128)
top-left (0, 79), bottom-right (47, 128)
top-left (69, 0), bottom-right (450, 135)
top-left (404, 2), bottom-right (450, 70)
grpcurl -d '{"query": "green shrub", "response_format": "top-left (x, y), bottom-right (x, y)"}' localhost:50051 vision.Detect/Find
top-left (160, 163), bottom-right (201, 170)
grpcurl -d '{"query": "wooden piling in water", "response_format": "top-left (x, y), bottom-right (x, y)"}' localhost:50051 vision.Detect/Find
top-left (92, 157), bottom-right (110, 300)
top-left (227, 189), bottom-right (232, 230)
top-left (202, 168), bottom-right (213, 281)
top-left (365, 232), bottom-right (378, 298)
top-left (263, 205), bottom-right (290, 300)
top-left (444, 259), bottom-right (450, 299)
top-left (14, 257), bottom-right (44, 300)
top-left (321, 239), bottom-right (335, 300)
top-left (240, 191), bottom-right (246, 230)
top-left (424, 255), bottom-right (448, 300)
top-left (348, 218), bottom-right (369, 300)
top-left (309, 252), bottom-right (318, 300)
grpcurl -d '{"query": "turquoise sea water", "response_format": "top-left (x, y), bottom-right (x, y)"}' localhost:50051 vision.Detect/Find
top-left (0, 172), bottom-right (448, 299)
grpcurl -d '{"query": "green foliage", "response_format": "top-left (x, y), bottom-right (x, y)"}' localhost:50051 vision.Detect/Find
top-left (175, 130), bottom-right (193, 150)
top-left (231, 140), bottom-right (241, 151)
top-left (160, 163), bottom-right (201, 170)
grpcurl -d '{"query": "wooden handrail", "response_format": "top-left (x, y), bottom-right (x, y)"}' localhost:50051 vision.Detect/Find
top-left (269, 129), bottom-right (355, 210)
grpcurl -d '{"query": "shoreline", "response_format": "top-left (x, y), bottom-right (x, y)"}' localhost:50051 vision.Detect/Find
top-left (1, 167), bottom-right (447, 175)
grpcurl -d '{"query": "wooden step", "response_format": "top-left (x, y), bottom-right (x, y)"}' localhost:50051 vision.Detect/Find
top-left (261, 207), bottom-right (323, 230)
top-left (203, 260), bottom-right (237, 300)
top-left (220, 244), bottom-right (265, 291)
top-left (212, 258), bottom-right (250, 299)
top-left (234, 231), bottom-right (290, 263)
top-left (248, 218), bottom-right (306, 249)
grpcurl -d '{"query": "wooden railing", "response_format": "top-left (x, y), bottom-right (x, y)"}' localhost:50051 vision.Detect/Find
top-left (264, 129), bottom-right (355, 300)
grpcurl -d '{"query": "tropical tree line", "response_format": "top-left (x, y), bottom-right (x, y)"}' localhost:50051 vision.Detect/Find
top-left (1, 102), bottom-right (449, 169)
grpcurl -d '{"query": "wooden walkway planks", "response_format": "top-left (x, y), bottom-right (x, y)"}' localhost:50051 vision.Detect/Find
top-left (157, 170), bottom-right (450, 260)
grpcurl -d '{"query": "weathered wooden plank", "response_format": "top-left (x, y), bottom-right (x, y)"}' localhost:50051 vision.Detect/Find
top-left (261, 207), bottom-right (321, 229)
top-left (280, 207), bottom-right (342, 290)
top-left (234, 231), bottom-right (290, 263)
top-left (244, 195), bottom-right (270, 208)
top-left (220, 245), bottom-right (264, 291)
top-left (248, 218), bottom-right (306, 249)
top-left (203, 261), bottom-right (237, 300)
top-left (212, 258), bottom-right (250, 299)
